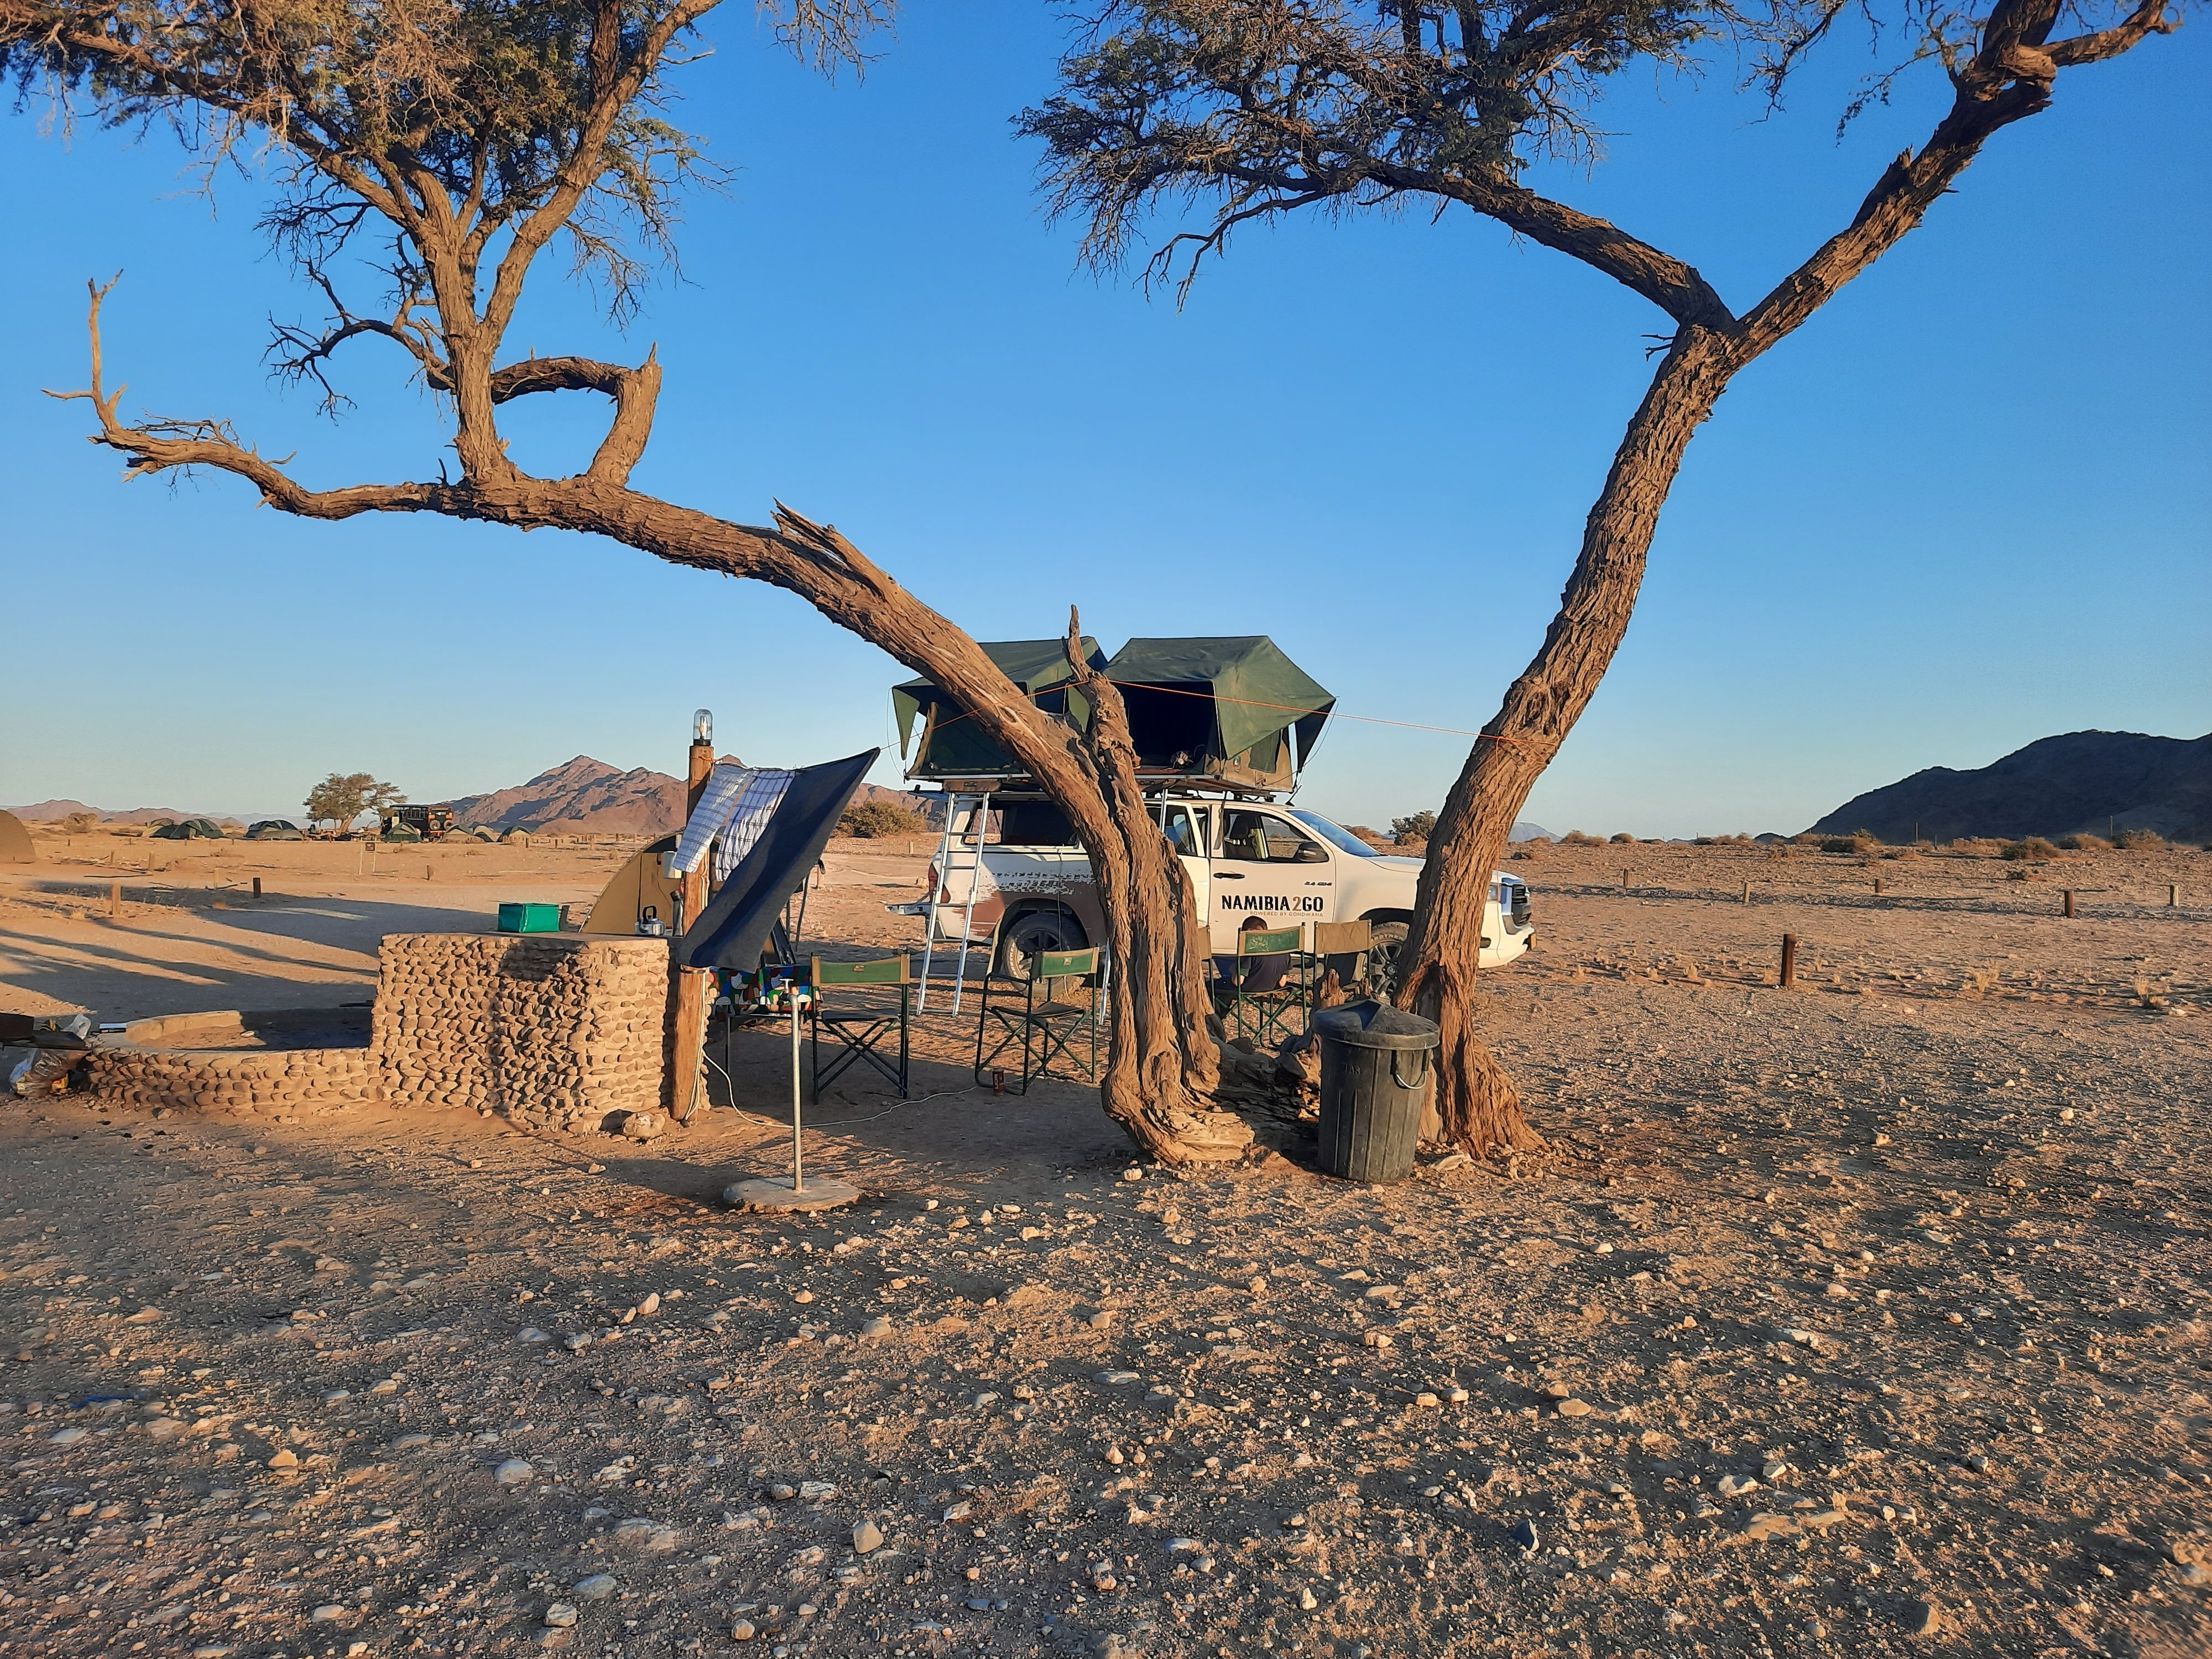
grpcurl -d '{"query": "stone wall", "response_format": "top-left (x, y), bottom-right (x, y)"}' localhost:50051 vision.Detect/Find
top-left (372, 933), bottom-right (669, 1131)
top-left (83, 1031), bottom-right (378, 1115)
top-left (82, 933), bottom-right (670, 1130)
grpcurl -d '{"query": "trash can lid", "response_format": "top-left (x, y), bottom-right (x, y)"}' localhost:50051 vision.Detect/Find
top-left (1313, 999), bottom-right (1440, 1051)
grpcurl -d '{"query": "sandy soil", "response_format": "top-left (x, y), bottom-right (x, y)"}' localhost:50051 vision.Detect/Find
top-left (0, 831), bottom-right (2207, 1659)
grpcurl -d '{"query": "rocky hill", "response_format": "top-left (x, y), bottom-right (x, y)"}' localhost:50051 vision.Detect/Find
top-left (447, 757), bottom-right (689, 836)
top-left (1809, 729), bottom-right (2212, 843)
top-left (6, 799), bottom-right (244, 826)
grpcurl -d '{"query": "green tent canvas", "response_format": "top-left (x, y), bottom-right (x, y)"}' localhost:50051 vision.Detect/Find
top-left (1100, 637), bottom-right (1335, 790)
top-left (894, 638), bottom-right (1105, 781)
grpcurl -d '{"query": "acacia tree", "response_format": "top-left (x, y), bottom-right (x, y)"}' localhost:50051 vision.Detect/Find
top-left (1020, 0), bottom-right (2179, 1153)
top-left (2, 0), bottom-right (1237, 1162)
top-left (305, 771), bottom-right (403, 831)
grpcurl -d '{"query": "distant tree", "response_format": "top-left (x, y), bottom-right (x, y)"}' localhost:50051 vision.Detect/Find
top-left (1021, 0), bottom-right (2179, 1154)
top-left (305, 773), bottom-right (402, 832)
top-left (4, 0), bottom-right (1228, 1163)
top-left (1390, 810), bottom-right (1437, 846)
top-left (839, 799), bottom-right (931, 838)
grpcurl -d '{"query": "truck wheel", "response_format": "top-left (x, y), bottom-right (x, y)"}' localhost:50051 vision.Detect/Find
top-left (997, 910), bottom-right (1087, 980)
top-left (1363, 921), bottom-right (1409, 998)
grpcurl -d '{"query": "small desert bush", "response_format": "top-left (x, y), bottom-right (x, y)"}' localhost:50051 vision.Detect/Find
top-left (1561, 830), bottom-right (1601, 846)
top-left (839, 800), bottom-right (930, 839)
top-left (1609, 832), bottom-right (1634, 844)
top-left (1820, 829), bottom-right (1880, 855)
top-left (2001, 837), bottom-right (2059, 863)
top-left (2056, 833), bottom-right (2107, 852)
top-left (2114, 828), bottom-right (2166, 851)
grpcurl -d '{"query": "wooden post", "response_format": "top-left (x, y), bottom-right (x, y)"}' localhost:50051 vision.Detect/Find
top-left (1741, 879), bottom-right (1750, 904)
top-left (1621, 867), bottom-right (1629, 889)
top-left (1874, 876), bottom-right (1883, 896)
top-left (108, 881), bottom-right (120, 920)
top-left (669, 723), bottom-right (718, 1121)
top-left (2171, 885), bottom-right (2180, 907)
top-left (2063, 889), bottom-right (2075, 918)
top-left (252, 876), bottom-right (262, 899)
top-left (1780, 933), bottom-right (1797, 989)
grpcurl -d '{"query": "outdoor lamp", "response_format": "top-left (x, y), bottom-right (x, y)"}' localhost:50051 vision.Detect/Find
top-left (693, 708), bottom-right (713, 745)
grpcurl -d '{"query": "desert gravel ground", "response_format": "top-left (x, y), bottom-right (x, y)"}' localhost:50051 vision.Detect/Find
top-left (0, 836), bottom-right (2207, 1659)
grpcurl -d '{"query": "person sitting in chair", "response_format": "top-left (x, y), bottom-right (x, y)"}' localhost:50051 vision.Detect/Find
top-left (1213, 914), bottom-right (1292, 1000)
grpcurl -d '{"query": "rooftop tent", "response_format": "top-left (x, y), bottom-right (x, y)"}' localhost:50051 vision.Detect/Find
top-left (894, 638), bottom-right (1106, 781)
top-left (0, 810), bottom-right (33, 864)
top-left (1101, 637), bottom-right (1335, 790)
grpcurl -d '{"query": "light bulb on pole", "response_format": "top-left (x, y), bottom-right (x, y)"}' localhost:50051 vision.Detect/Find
top-left (693, 708), bottom-right (713, 746)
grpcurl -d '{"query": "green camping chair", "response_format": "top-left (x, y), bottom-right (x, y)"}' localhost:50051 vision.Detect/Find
top-left (1217, 922), bottom-right (1310, 1047)
top-left (808, 956), bottom-right (912, 1102)
top-left (974, 944), bottom-right (1104, 1094)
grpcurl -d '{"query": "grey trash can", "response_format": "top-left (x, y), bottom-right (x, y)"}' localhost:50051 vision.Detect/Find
top-left (1313, 1000), bottom-right (1439, 1183)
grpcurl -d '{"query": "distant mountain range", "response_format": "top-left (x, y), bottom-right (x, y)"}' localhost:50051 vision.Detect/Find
top-left (1810, 730), bottom-right (2211, 843)
top-left (7, 799), bottom-right (245, 827)
top-left (447, 757), bottom-right (690, 836)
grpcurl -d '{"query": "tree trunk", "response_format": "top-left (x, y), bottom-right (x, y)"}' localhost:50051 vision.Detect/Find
top-left (1397, 326), bottom-right (1738, 1151)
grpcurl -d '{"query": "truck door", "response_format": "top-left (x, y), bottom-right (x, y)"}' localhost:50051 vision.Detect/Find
top-left (1209, 807), bottom-right (1332, 952)
top-left (1161, 802), bottom-right (1211, 931)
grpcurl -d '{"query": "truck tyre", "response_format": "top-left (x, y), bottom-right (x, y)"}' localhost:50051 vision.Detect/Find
top-left (1363, 921), bottom-right (1409, 999)
top-left (997, 909), bottom-right (1087, 980)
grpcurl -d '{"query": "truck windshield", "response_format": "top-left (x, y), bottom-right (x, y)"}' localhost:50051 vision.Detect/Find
top-left (1288, 810), bottom-right (1379, 859)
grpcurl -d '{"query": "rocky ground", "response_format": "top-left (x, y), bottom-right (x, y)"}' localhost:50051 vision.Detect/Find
top-left (0, 837), bottom-right (2207, 1659)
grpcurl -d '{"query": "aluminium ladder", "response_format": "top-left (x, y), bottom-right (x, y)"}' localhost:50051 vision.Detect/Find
top-left (915, 789), bottom-right (991, 1015)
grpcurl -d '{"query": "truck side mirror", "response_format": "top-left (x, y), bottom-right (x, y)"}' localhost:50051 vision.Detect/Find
top-left (1295, 842), bottom-right (1328, 864)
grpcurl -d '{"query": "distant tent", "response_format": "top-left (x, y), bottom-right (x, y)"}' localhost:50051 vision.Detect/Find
top-left (894, 638), bottom-right (1105, 782)
top-left (582, 835), bottom-right (681, 936)
top-left (0, 810), bottom-right (34, 864)
top-left (151, 818), bottom-right (223, 840)
top-left (1098, 637), bottom-right (1335, 792)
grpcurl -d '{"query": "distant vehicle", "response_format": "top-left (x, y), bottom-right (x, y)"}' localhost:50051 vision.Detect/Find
top-left (247, 820), bottom-right (304, 841)
top-left (379, 805), bottom-right (456, 842)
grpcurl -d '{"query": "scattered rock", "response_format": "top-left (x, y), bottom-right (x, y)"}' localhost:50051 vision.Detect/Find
top-left (268, 1448), bottom-right (299, 1470)
top-left (853, 1518), bottom-right (884, 1553)
top-left (542, 1603), bottom-right (578, 1628)
top-left (1739, 1512), bottom-right (1801, 1542)
top-left (495, 1458), bottom-right (534, 1486)
top-left (860, 1316), bottom-right (893, 1339)
top-left (572, 1574), bottom-right (618, 1600)
top-left (729, 1621), bottom-right (756, 1641)
top-left (47, 1426), bottom-right (87, 1447)
top-left (310, 1604), bottom-right (348, 1623)
top-left (1902, 1597), bottom-right (1944, 1637)
top-left (1554, 1397), bottom-right (1592, 1417)
top-left (1717, 1474), bottom-right (1760, 1497)
top-left (1509, 1519), bottom-right (1539, 1553)
top-left (611, 1517), bottom-right (680, 1552)
top-left (617, 1109), bottom-right (667, 1141)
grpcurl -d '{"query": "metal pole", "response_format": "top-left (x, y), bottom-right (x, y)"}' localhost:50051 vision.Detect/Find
top-left (791, 992), bottom-right (804, 1193)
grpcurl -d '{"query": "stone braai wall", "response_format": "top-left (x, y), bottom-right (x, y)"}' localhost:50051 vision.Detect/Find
top-left (372, 933), bottom-right (670, 1131)
top-left (83, 1040), bottom-right (378, 1115)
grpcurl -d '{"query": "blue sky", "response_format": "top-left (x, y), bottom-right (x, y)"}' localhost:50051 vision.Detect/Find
top-left (2, 6), bottom-right (2204, 834)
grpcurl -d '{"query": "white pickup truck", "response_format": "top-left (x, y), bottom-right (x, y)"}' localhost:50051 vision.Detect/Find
top-left (897, 794), bottom-right (1532, 992)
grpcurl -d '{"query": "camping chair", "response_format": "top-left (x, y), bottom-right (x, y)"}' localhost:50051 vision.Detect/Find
top-left (808, 956), bottom-right (912, 1103)
top-left (1307, 918), bottom-right (1374, 1003)
top-left (1216, 922), bottom-right (1310, 1047)
top-left (974, 945), bottom-right (1104, 1094)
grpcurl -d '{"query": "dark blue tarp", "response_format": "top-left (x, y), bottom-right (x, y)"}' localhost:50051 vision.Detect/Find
top-left (677, 749), bottom-right (879, 973)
